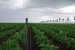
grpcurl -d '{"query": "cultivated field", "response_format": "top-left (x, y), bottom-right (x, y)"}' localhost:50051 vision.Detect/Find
top-left (0, 23), bottom-right (75, 50)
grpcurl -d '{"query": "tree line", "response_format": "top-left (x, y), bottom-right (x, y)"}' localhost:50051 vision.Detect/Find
top-left (40, 16), bottom-right (75, 23)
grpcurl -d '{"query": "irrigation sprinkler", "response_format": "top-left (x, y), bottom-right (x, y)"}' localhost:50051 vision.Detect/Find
top-left (26, 18), bottom-right (28, 50)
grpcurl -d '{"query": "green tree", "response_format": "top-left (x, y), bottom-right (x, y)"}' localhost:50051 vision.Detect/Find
top-left (59, 18), bottom-right (61, 23)
top-left (50, 20), bottom-right (51, 23)
top-left (62, 19), bottom-right (64, 23)
top-left (67, 17), bottom-right (69, 23)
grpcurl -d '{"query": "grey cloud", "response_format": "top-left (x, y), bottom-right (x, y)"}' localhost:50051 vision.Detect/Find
top-left (0, 0), bottom-right (75, 23)
top-left (0, 9), bottom-right (28, 22)
top-left (1, 0), bottom-right (10, 2)
top-left (28, 0), bottom-right (75, 8)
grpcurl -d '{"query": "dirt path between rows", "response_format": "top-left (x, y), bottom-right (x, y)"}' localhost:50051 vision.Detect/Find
top-left (22, 26), bottom-right (39, 50)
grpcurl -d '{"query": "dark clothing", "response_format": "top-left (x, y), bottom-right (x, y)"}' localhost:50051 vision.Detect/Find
top-left (26, 18), bottom-right (28, 23)
top-left (26, 21), bottom-right (28, 24)
top-left (26, 18), bottom-right (28, 21)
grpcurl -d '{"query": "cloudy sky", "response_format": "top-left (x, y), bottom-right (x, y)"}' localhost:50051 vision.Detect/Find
top-left (0, 0), bottom-right (75, 23)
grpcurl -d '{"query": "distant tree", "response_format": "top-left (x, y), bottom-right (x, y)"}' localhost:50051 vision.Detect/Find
top-left (50, 20), bottom-right (51, 23)
top-left (55, 19), bottom-right (58, 23)
top-left (59, 18), bottom-right (61, 23)
top-left (42, 21), bottom-right (44, 23)
top-left (55, 20), bottom-right (56, 23)
top-left (45, 21), bottom-right (47, 23)
top-left (47, 20), bottom-right (48, 23)
top-left (52, 19), bottom-right (54, 23)
top-left (74, 16), bottom-right (75, 20)
top-left (74, 16), bottom-right (75, 23)
top-left (70, 20), bottom-right (71, 24)
top-left (67, 17), bottom-right (69, 23)
top-left (62, 19), bottom-right (64, 23)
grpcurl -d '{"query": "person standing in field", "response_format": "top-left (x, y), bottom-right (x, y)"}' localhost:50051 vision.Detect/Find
top-left (26, 18), bottom-right (28, 24)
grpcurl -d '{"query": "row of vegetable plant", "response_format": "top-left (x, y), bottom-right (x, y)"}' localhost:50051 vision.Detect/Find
top-left (0, 26), bottom-right (26, 50)
top-left (32, 24), bottom-right (75, 50)
top-left (32, 25), bottom-right (59, 50)
top-left (0, 25), bottom-right (24, 39)
top-left (0, 23), bottom-right (24, 32)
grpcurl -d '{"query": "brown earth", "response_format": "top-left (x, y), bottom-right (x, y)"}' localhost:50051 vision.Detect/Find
top-left (22, 26), bottom-right (39, 50)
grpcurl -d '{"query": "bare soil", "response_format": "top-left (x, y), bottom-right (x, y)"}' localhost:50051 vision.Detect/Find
top-left (23, 26), bottom-right (39, 50)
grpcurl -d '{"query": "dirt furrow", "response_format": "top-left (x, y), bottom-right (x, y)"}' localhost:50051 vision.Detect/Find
top-left (23, 26), bottom-right (39, 50)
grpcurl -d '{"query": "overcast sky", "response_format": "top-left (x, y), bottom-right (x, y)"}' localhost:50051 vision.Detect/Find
top-left (0, 0), bottom-right (75, 23)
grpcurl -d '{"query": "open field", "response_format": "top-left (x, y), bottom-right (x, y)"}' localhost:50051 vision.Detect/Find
top-left (0, 23), bottom-right (75, 50)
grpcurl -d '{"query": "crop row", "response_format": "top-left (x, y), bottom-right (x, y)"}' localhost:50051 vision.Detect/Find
top-left (0, 25), bottom-right (24, 39)
top-left (32, 24), bottom-right (75, 50)
top-left (32, 25), bottom-right (59, 50)
top-left (0, 26), bottom-right (26, 50)
top-left (0, 23), bottom-right (24, 32)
